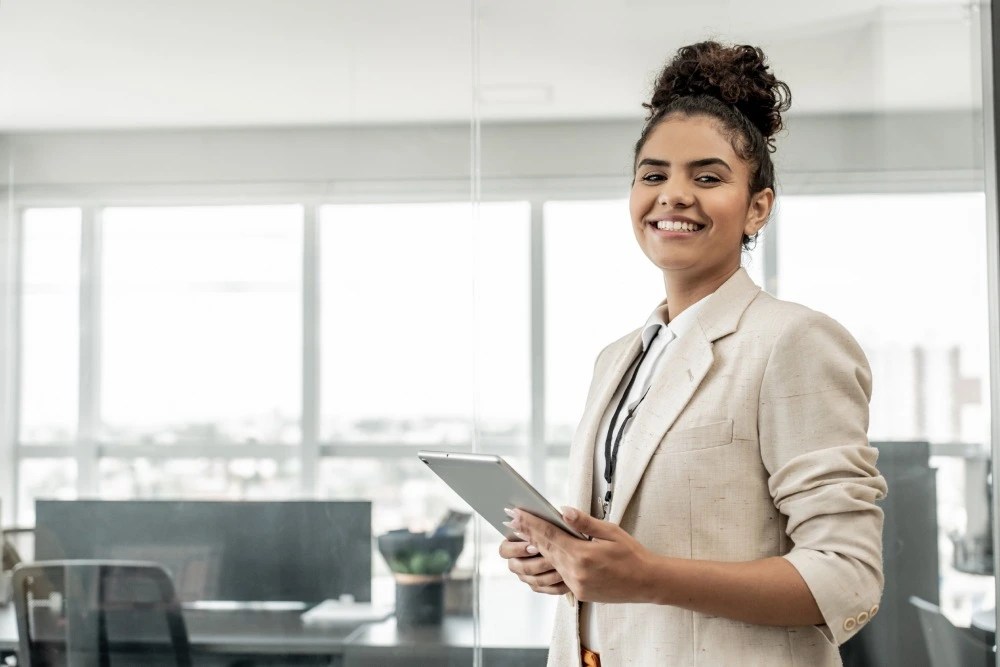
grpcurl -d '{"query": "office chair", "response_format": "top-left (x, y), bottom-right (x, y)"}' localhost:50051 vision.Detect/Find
top-left (909, 596), bottom-right (994, 667)
top-left (12, 560), bottom-right (192, 667)
top-left (2, 528), bottom-right (35, 571)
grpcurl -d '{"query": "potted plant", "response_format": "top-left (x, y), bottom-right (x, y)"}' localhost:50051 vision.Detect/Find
top-left (377, 529), bottom-right (464, 627)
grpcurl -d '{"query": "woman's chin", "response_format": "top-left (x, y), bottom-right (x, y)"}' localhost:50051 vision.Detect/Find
top-left (649, 257), bottom-right (699, 273)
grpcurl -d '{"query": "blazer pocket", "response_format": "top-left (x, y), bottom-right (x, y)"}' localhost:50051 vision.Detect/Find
top-left (662, 419), bottom-right (735, 453)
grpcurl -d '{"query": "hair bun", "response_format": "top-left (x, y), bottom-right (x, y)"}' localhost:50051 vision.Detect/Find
top-left (645, 41), bottom-right (791, 141)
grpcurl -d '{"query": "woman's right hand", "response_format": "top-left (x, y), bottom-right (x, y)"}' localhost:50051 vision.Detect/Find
top-left (498, 538), bottom-right (569, 595)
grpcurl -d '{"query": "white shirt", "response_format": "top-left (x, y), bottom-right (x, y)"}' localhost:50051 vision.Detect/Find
top-left (580, 294), bottom-right (711, 652)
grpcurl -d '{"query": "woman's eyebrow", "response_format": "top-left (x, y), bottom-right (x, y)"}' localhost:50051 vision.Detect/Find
top-left (636, 157), bottom-right (733, 171)
top-left (689, 157), bottom-right (732, 171)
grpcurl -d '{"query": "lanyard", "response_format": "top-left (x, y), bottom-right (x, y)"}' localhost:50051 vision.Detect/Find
top-left (601, 327), bottom-right (660, 519)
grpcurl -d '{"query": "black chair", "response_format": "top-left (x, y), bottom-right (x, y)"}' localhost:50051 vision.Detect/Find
top-left (909, 595), bottom-right (994, 667)
top-left (12, 560), bottom-right (192, 667)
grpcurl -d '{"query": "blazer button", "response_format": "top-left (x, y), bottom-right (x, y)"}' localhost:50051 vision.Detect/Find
top-left (857, 611), bottom-right (869, 625)
top-left (870, 604), bottom-right (879, 618)
top-left (843, 617), bottom-right (857, 632)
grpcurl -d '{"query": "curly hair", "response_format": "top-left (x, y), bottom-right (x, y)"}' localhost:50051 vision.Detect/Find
top-left (634, 41), bottom-right (792, 250)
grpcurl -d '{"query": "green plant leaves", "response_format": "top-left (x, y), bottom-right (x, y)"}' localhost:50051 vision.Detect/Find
top-left (387, 548), bottom-right (454, 575)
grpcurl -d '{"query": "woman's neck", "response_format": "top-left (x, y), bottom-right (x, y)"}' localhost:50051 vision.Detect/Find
top-left (663, 265), bottom-right (740, 321)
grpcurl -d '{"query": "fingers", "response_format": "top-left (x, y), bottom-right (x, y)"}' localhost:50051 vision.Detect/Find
top-left (498, 539), bottom-right (537, 559)
top-left (508, 555), bottom-right (556, 577)
top-left (501, 540), bottom-right (564, 589)
top-left (559, 506), bottom-right (620, 541)
top-left (512, 509), bottom-right (566, 555)
top-left (507, 557), bottom-right (566, 593)
top-left (529, 582), bottom-right (570, 596)
top-left (522, 569), bottom-right (566, 590)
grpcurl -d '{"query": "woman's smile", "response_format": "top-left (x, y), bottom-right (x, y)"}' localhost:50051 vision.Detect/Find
top-left (646, 215), bottom-right (707, 237)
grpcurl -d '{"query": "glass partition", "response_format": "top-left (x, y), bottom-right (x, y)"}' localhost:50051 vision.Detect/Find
top-left (476, 2), bottom-right (995, 666)
top-left (0, 2), bottom-right (996, 666)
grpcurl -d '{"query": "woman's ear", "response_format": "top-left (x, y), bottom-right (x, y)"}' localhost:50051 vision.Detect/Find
top-left (744, 188), bottom-right (774, 237)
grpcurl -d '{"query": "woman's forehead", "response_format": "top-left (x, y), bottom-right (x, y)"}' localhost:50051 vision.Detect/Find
top-left (639, 115), bottom-right (742, 163)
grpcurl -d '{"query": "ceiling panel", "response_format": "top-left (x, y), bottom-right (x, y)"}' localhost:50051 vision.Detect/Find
top-left (0, 0), bottom-right (979, 129)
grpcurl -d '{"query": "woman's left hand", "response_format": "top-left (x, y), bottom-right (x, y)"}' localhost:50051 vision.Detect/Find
top-left (508, 506), bottom-right (661, 604)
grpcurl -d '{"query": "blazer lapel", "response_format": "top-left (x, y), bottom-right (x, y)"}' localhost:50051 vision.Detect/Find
top-left (568, 335), bottom-right (643, 515)
top-left (606, 268), bottom-right (762, 525)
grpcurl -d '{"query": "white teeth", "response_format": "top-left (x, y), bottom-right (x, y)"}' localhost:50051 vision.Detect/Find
top-left (655, 220), bottom-right (701, 232)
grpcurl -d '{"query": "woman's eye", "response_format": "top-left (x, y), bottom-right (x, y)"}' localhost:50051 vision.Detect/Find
top-left (642, 173), bottom-right (665, 183)
top-left (696, 175), bottom-right (721, 184)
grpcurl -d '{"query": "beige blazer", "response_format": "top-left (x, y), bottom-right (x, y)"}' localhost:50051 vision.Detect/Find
top-left (547, 268), bottom-right (887, 667)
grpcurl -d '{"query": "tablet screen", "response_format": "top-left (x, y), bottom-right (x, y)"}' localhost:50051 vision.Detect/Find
top-left (418, 450), bottom-right (588, 541)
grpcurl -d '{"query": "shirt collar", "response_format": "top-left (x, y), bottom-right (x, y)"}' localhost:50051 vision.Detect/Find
top-left (641, 293), bottom-right (712, 351)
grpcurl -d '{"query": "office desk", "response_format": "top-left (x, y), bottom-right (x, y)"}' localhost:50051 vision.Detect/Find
top-left (0, 577), bottom-right (552, 666)
top-left (0, 607), bottom-right (357, 665)
top-left (346, 580), bottom-right (555, 667)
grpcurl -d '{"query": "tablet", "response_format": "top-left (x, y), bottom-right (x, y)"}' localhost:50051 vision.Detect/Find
top-left (417, 450), bottom-right (589, 541)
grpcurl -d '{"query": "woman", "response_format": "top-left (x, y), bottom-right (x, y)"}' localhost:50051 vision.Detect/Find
top-left (499, 41), bottom-right (887, 667)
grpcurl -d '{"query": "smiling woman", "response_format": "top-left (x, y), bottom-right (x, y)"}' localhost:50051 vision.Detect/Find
top-left (630, 117), bottom-right (772, 285)
top-left (499, 41), bottom-right (887, 667)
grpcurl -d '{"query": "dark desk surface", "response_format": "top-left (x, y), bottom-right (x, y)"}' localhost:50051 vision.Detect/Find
top-left (0, 576), bottom-right (553, 665)
top-left (188, 608), bottom-right (361, 655)
top-left (356, 576), bottom-right (556, 649)
top-left (0, 607), bottom-right (358, 656)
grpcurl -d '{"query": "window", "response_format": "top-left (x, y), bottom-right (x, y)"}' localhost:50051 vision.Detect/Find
top-left (319, 202), bottom-right (530, 447)
top-left (317, 201), bottom-right (531, 571)
top-left (776, 193), bottom-right (988, 444)
top-left (775, 192), bottom-right (991, 622)
top-left (20, 208), bottom-right (81, 444)
top-left (101, 206), bottom-right (303, 446)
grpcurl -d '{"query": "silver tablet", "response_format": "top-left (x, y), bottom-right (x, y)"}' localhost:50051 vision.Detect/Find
top-left (417, 450), bottom-right (588, 541)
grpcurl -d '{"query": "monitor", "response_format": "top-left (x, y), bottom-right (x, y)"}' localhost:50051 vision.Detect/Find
top-left (34, 500), bottom-right (372, 604)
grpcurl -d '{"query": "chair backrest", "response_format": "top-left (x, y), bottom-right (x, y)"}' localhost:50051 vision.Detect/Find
top-left (2, 527), bottom-right (35, 571)
top-left (12, 560), bottom-right (192, 667)
top-left (909, 595), bottom-right (993, 667)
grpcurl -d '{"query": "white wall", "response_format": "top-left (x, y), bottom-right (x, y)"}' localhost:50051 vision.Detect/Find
top-left (0, 110), bottom-right (984, 205)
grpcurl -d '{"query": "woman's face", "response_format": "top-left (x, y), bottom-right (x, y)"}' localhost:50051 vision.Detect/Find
top-left (630, 114), bottom-right (772, 283)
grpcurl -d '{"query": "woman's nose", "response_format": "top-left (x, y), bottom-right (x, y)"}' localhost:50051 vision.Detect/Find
top-left (658, 182), bottom-right (694, 207)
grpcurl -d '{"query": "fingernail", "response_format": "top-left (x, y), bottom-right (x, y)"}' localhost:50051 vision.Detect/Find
top-left (525, 544), bottom-right (539, 554)
top-left (503, 507), bottom-right (517, 518)
top-left (513, 531), bottom-right (527, 540)
top-left (502, 520), bottom-right (513, 529)
top-left (561, 506), bottom-right (578, 521)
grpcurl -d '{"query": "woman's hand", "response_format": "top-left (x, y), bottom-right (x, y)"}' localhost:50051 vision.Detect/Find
top-left (507, 506), bottom-right (660, 604)
top-left (498, 535), bottom-right (569, 596)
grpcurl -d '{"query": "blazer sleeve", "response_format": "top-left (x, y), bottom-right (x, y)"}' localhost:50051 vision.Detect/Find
top-left (757, 308), bottom-right (887, 646)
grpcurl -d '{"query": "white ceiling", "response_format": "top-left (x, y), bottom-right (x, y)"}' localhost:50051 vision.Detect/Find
top-left (0, 0), bottom-right (983, 130)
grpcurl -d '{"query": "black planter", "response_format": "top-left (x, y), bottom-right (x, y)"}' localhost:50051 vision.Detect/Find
top-left (394, 574), bottom-right (445, 627)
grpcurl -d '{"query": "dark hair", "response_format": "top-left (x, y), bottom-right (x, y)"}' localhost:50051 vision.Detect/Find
top-left (634, 41), bottom-right (791, 250)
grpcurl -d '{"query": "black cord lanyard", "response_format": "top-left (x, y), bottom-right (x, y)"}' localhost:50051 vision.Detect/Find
top-left (601, 327), bottom-right (660, 519)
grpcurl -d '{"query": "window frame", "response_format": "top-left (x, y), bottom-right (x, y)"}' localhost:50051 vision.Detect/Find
top-left (4, 173), bottom-right (987, 521)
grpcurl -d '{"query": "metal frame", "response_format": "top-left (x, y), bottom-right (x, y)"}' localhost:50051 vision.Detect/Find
top-left (528, 199), bottom-right (547, 493)
top-left (982, 2), bottom-right (1000, 659)
top-left (76, 207), bottom-right (102, 495)
top-left (300, 204), bottom-right (321, 496)
top-left (0, 181), bottom-right (22, 525)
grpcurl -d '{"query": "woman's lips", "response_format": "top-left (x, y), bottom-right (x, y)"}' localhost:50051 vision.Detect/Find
top-left (647, 220), bottom-right (705, 237)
